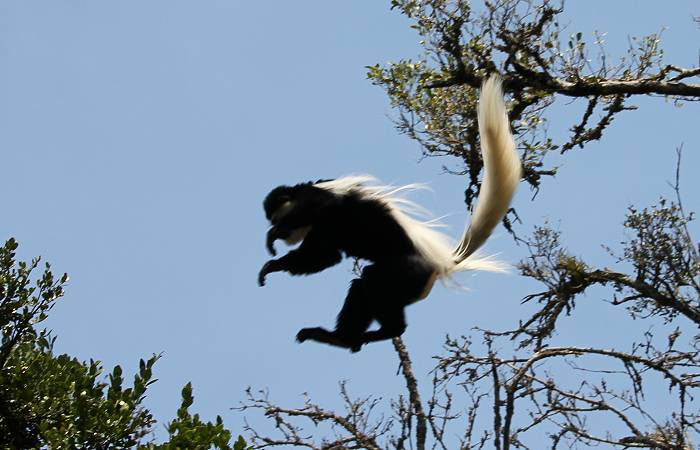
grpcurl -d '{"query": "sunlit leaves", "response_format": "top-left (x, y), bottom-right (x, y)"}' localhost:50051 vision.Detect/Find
top-left (0, 238), bottom-right (247, 449)
top-left (370, 0), bottom-right (677, 216)
top-left (151, 382), bottom-right (247, 450)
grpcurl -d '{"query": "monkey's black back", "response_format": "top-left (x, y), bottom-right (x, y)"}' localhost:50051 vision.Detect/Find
top-left (265, 182), bottom-right (422, 263)
top-left (318, 190), bottom-right (419, 263)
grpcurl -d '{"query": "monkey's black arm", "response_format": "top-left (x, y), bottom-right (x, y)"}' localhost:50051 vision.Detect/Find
top-left (266, 211), bottom-right (315, 256)
top-left (266, 226), bottom-right (288, 256)
top-left (258, 231), bottom-right (341, 286)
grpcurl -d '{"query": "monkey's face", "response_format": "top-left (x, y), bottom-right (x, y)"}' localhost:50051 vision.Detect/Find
top-left (263, 185), bottom-right (313, 246)
top-left (263, 186), bottom-right (296, 225)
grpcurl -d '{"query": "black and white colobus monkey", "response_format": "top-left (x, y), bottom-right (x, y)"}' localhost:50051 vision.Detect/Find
top-left (258, 76), bottom-right (521, 352)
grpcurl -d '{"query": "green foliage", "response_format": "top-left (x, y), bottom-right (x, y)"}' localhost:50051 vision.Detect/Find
top-left (619, 199), bottom-right (700, 321)
top-left (149, 383), bottom-right (249, 450)
top-left (0, 238), bottom-right (247, 449)
top-left (516, 197), bottom-right (700, 349)
top-left (368, 0), bottom-right (680, 216)
top-left (369, 0), bottom-right (562, 209)
top-left (1, 338), bottom-right (158, 448)
top-left (0, 237), bottom-right (67, 367)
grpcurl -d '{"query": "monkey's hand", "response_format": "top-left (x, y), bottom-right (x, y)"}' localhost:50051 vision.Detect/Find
top-left (258, 259), bottom-right (281, 287)
top-left (266, 226), bottom-right (291, 256)
top-left (266, 227), bottom-right (279, 256)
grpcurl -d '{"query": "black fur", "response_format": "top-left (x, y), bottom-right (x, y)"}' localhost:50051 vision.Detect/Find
top-left (259, 182), bottom-right (434, 352)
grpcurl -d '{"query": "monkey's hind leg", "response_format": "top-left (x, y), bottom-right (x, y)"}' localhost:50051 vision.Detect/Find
top-left (296, 277), bottom-right (373, 352)
top-left (360, 305), bottom-right (407, 344)
top-left (358, 256), bottom-right (433, 345)
top-left (296, 327), bottom-right (361, 351)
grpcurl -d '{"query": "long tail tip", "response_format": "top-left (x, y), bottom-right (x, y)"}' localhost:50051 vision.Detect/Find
top-left (482, 74), bottom-right (504, 92)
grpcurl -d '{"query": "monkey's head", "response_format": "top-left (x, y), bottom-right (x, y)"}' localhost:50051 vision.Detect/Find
top-left (263, 180), bottom-right (335, 228)
top-left (263, 185), bottom-right (296, 225)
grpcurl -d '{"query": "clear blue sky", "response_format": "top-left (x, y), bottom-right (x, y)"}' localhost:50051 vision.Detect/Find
top-left (2, 1), bottom-right (698, 445)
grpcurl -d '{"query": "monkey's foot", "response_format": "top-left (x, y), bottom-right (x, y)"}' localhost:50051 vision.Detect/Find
top-left (349, 342), bottom-right (363, 353)
top-left (296, 327), bottom-right (363, 352)
top-left (296, 327), bottom-right (324, 343)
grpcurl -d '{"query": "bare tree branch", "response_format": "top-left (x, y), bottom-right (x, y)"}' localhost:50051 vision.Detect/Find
top-left (392, 337), bottom-right (428, 450)
top-left (429, 72), bottom-right (700, 98)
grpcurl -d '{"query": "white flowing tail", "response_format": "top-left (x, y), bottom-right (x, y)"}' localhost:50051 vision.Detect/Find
top-left (452, 75), bottom-right (521, 271)
top-left (315, 75), bottom-right (521, 280)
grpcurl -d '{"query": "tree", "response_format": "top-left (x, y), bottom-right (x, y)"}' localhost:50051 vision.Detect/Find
top-left (0, 237), bottom-right (248, 450)
top-left (241, 1), bottom-right (700, 448)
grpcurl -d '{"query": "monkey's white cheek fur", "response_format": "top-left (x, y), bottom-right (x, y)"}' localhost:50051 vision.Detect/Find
top-left (285, 226), bottom-right (312, 245)
top-left (272, 201), bottom-right (294, 223)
